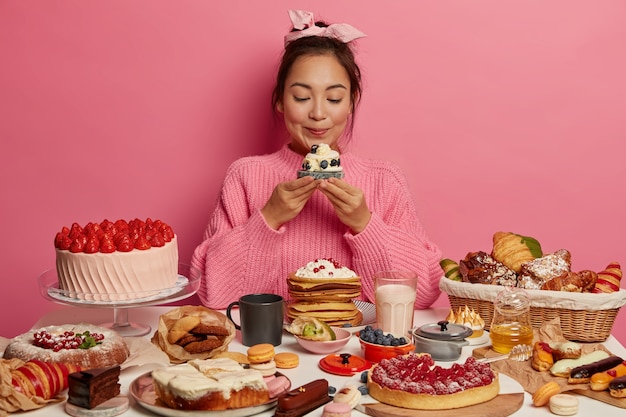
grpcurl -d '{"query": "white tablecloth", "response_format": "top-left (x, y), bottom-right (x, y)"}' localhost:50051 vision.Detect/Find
top-left (14, 306), bottom-right (626, 416)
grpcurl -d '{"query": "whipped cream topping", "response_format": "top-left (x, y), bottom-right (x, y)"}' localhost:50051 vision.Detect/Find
top-left (152, 358), bottom-right (267, 400)
top-left (301, 144), bottom-right (342, 172)
top-left (294, 258), bottom-right (357, 279)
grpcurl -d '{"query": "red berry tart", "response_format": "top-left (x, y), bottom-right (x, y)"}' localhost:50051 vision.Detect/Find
top-left (4, 324), bottom-right (129, 370)
top-left (367, 353), bottom-right (499, 410)
top-left (54, 218), bottom-right (178, 301)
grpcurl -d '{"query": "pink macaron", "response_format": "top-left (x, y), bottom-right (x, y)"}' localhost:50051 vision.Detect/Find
top-left (322, 401), bottom-right (352, 417)
top-left (266, 375), bottom-right (291, 398)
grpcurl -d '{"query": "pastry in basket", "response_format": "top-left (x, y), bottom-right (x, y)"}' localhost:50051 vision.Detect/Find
top-left (367, 354), bottom-right (499, 410)
top-left (593, 262), bottom-right (622, 293)
top-left (518, 249), bottom-right (572, 289)
top-left (3, 323), bottom-right (129, 370)
top-left (541, 270), bottom-right (597, 292)
top-left (459, 251), bottom-right (517, 286)
top-left (491, 231), bottom-right (543, 273)
top-left (151, 306), bottom-right (235, 364)
top-left (440, 259), bottom-right (462, 281)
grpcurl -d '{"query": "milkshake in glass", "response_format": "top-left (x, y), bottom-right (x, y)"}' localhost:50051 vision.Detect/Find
top-left (374, 271), bottom-right (417, 337)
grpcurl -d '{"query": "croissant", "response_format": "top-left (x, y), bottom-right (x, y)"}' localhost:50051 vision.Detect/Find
top-left (11, 359), bottom-right (81, 400)
top-left (491, 232), bottom-right (543, 273)
top-left (541, 270), bottom-right (597, 292)
top-left (593, 262), bottom-right (622, 293)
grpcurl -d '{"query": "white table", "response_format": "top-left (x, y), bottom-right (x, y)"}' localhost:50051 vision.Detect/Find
top-left (18, 306), bottom-right (626, 416)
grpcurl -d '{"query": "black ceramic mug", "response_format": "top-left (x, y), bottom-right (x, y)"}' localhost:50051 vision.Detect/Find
top-left (226, 293), bottom-right (284, 346)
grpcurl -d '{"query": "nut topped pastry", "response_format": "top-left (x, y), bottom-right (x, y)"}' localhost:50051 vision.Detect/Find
top-left (459, 251), bottom-right (517, 286)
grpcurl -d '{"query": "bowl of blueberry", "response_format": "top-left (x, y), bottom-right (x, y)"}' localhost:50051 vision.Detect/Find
top-left (357, 326), bottom-right (414, 362)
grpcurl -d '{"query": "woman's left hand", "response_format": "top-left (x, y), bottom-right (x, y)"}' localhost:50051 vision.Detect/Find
top-left (318, 177), bottom-right (371, 234)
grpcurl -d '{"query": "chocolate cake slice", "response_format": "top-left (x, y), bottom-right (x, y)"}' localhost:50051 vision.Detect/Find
top-left (67, 365), bottom-right (121, 409)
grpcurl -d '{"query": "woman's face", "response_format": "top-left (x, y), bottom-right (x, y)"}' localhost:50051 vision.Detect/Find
top-left (277, 54), bottom-right (352, 155)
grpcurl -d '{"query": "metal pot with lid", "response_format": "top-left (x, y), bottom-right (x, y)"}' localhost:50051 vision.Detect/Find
top-left (411, 320), bottom-right (472, 361)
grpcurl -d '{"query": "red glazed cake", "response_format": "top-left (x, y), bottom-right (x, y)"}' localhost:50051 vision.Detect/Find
top-left (54, 218), bottom-right (178, 301)
top-left (367, 354), bottom-right (499, 410)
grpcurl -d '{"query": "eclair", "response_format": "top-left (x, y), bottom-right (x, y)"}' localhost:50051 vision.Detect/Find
top-left (275, 379), bottom-right (331, 417)
top-left (590, 360), bottom-right (626, 391)
top-left (609, 375), bottom-right (626, 398)
top-left (568, 356), bottom-right (624, 384)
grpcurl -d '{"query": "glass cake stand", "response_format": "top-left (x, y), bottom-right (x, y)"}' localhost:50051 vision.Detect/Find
top-left (38, 263), bottom-right (201, 337)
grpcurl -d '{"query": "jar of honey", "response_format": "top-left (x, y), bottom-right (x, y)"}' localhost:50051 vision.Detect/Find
top-left (489, 287), bottom-right (533, 354)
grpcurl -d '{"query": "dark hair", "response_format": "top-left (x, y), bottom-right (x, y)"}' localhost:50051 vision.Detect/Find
top-left (272, 22), bottom-right (363, 140)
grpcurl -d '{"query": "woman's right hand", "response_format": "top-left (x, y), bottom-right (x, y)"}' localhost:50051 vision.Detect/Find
top-left (261, 176), bottom-right (318, 230)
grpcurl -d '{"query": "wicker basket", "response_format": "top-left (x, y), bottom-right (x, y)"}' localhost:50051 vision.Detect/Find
top-left (439, 277), bottom-right (626, 342)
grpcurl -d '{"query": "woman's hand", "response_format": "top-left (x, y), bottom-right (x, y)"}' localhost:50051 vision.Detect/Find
top-left (318, 177), bottom-right (371, 234)
top-left (261, 176), bottom-right (319, 230)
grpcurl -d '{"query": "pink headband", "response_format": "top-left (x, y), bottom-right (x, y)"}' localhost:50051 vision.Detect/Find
top-left (284, 10), bottom-right (366, 46)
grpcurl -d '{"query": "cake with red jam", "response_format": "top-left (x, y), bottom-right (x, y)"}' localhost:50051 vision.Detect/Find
top-left (367, 354), bottom-right (499, 410)
top-left (54, 218), bottom-right (178, 301)
top-left (3, 323), bottom-right (129, 370)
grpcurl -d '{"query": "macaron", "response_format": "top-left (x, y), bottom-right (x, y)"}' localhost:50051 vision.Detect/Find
top-left (275, 352), bottom-right (299, 369)
top-left (322, 401), bottom-right (352, 417)
top-left (249, 360), bottom-right (277, 376)
top-left (549, 393), bottom-right (579, 416)
top-left (265, 375), bottom-right (291, 398)
top-left (247, 343), bottom-right (275, 364)
top-left (333, 384), bottom-right (361, 408)
top-left (532, 381), bottom-right (560, 407)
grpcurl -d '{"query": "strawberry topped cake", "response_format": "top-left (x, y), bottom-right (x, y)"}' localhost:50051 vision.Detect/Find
top-left (367, 354), bottom-right (499, 410)
top-left (54, 218), bottom-right (178, 301)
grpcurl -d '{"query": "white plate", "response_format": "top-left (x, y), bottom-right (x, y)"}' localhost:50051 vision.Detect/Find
top-left (130, 371), bottom-right (289, 417)
top-left (466, 331), bottom-right (490, 346)
top-left (342, 300), bottom-right (376, 333)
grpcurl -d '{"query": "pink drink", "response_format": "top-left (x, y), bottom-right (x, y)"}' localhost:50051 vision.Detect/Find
top-left (374, 273), bottom-right (417, 337)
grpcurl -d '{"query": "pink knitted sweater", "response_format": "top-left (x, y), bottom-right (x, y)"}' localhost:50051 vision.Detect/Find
top-left (191, 145), bottom-right (443, 309)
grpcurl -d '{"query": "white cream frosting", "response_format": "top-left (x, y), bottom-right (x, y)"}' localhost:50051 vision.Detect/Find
top-left (152, 359), bottom-right (267, 400)
top-left (301, 143), bottom-right (342, 172)
top-left (294, 258), bottom-right (357, 279)
top-left (56, 235), bottom-right (179, 301)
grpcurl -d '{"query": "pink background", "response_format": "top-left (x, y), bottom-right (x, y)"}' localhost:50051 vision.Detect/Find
top-left (1, 1), bottom-right (625, 344)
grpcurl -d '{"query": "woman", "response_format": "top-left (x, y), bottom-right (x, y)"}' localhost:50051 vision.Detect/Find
top-left (192, 10), bottom-right (442, 309)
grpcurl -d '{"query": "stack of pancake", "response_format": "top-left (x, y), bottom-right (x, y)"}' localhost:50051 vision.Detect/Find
top-left (286, 259), bottom-right (362, 327)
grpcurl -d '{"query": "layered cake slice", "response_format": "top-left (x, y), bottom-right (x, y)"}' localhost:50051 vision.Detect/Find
top-left (67, 366), bottom-right (121, 409)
